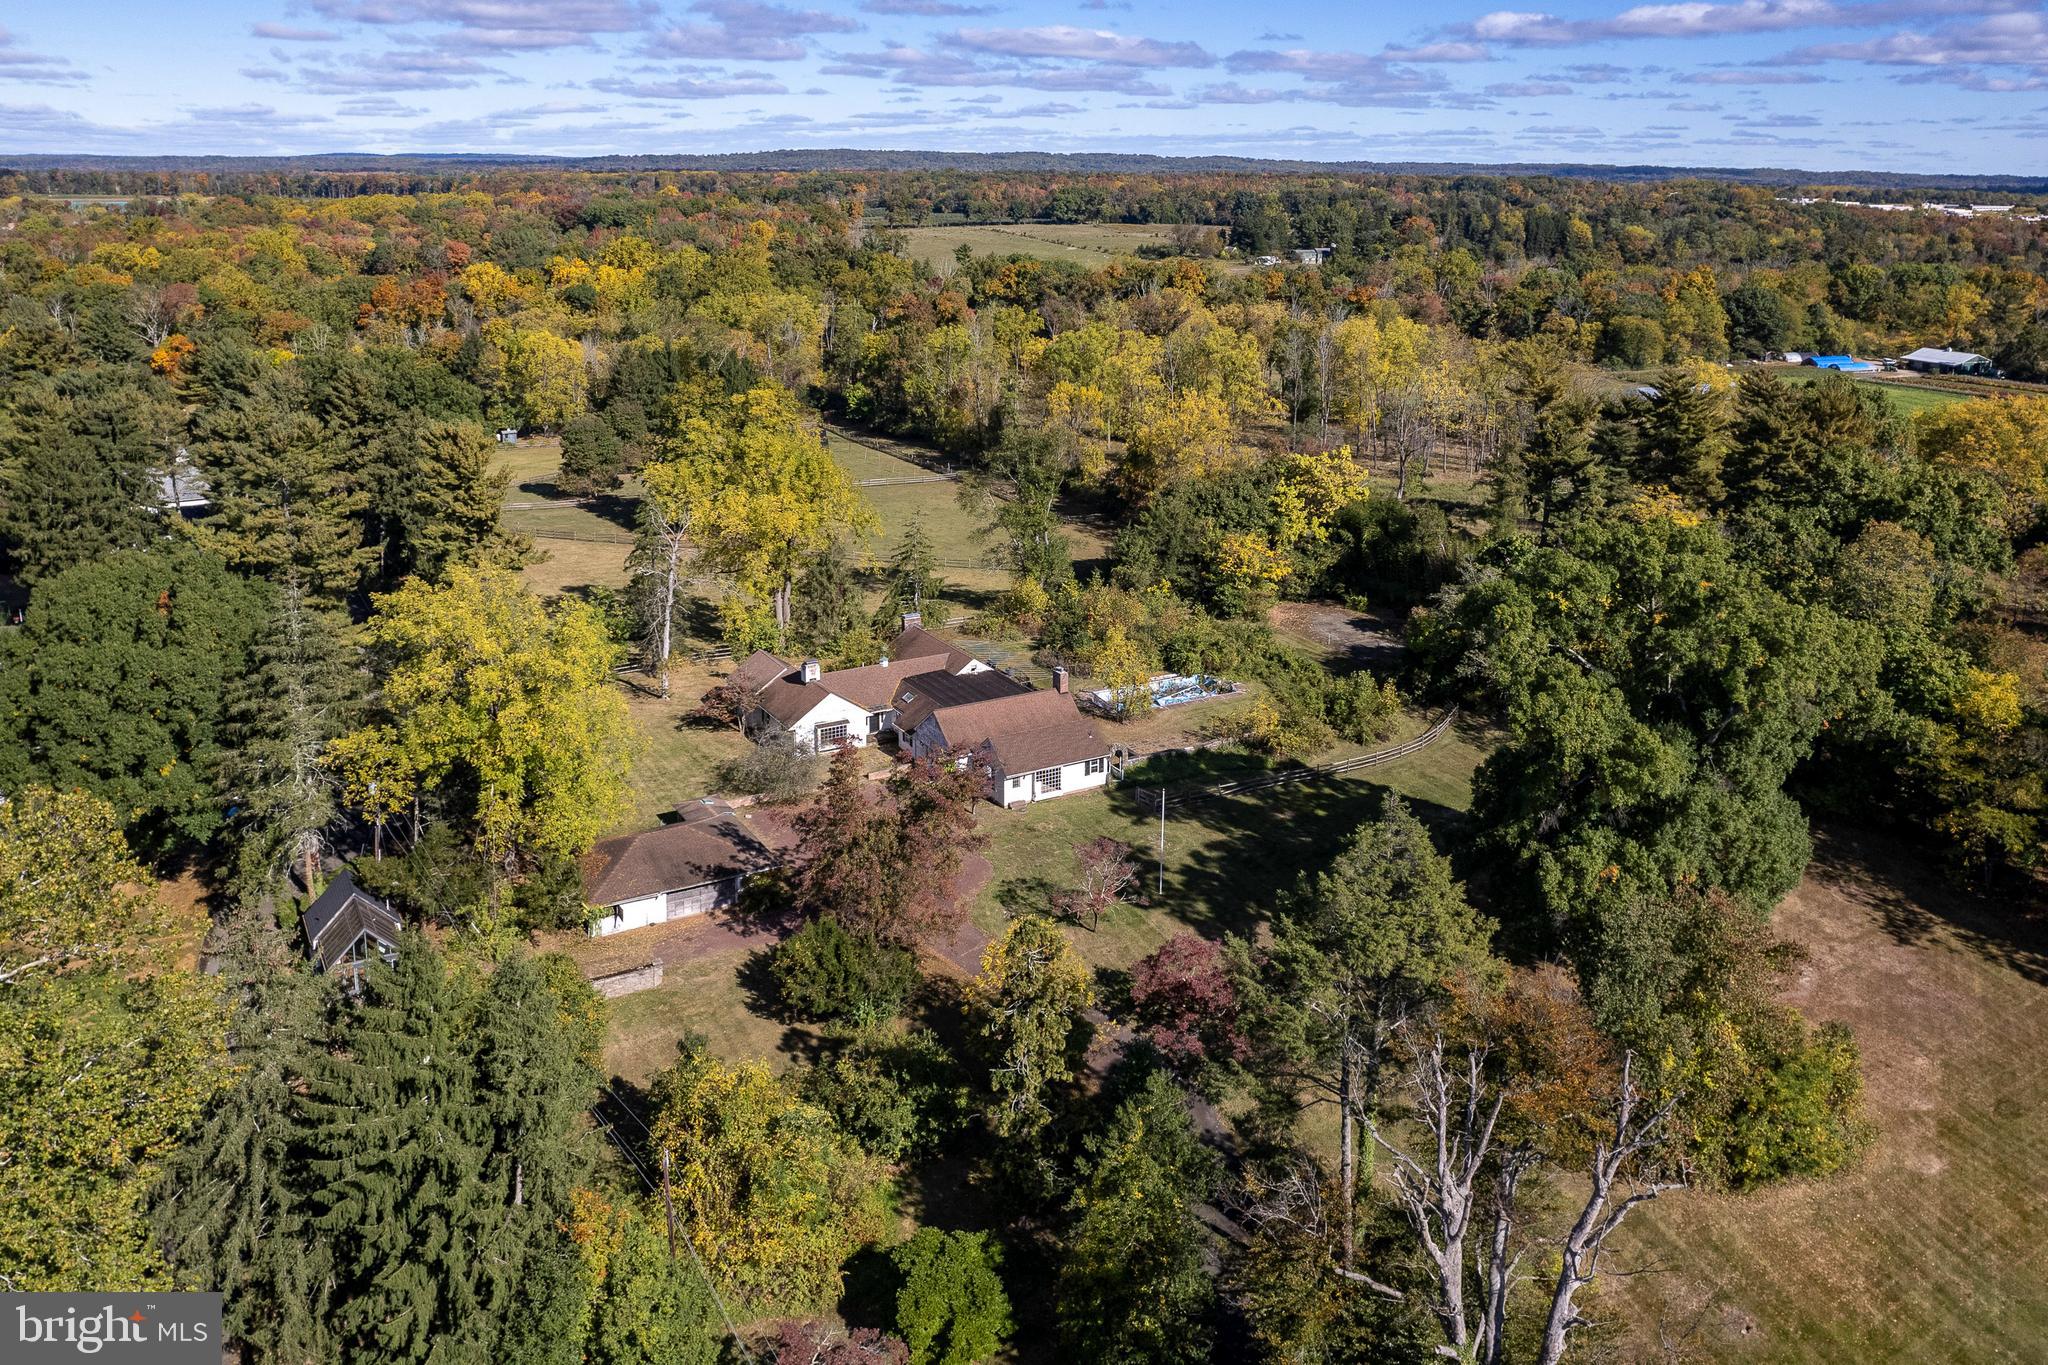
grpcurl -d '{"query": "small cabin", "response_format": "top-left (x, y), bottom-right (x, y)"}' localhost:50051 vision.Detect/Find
top-left (301, 869), bottom-right (401, 992)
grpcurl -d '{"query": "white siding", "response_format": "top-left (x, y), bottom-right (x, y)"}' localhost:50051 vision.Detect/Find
top-left (786, 693), bottom-right (875, 752)
top-left (997, 754), bottom-right (1110, 806)
top-left (594, 892), bottom-right (665, 937)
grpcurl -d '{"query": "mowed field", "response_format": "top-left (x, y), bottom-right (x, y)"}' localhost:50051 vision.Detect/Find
top-left (893, 222), bottom-right (1212, 273)
top-left (494, 428), bottom-right (1111, 607)
top-left (1609, 832), bottom-right (2048, 1363)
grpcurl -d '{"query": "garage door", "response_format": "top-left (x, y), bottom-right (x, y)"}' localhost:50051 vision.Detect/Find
top-left (666, 882), bottom-right (719, 919)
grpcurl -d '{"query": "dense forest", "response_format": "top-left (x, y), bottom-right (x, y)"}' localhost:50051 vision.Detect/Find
top-left (1, 168), bottom-right (2043, 1363)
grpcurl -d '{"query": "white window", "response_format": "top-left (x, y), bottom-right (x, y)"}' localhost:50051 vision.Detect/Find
top-left (1085, 756), bottom-right (1106, 775)
top-left (1034, 767), bottom-right (1062, 793)
top-left (814, 721), bottom-right (849, 748)
top-left (1010, 776), bottom-right (1023, 788)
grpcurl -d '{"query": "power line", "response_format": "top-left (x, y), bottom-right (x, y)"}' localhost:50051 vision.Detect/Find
top-left (593, 1083), bottom-right (755, 1365)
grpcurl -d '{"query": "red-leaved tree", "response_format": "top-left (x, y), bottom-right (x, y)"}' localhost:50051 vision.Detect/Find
top-left (1128, 932), bottom-right (1248, 1086)
top-left (793, 747), bottom-right (987, 946)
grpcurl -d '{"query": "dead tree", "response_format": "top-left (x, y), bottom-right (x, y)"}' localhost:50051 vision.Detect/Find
top-left (1369, 1029), bottom-right (1684, 1365)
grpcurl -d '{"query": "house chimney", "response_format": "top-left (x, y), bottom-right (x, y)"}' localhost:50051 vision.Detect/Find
top-left (899, 610), bottom-right (922, 631)
top-left (800, 658), bottom-right (821, 684)
top-left (1053, 665), bottom-right (1070, 694)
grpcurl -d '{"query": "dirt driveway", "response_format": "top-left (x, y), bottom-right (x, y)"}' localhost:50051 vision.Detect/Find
top-left (1268, 601), bottom-right (1405, 672)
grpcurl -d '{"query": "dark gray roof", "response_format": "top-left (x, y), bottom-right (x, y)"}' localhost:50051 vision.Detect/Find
top-left (892, 668), bottom-right (1030, 733)
top-left (302, 869), bottom-right (402, 974)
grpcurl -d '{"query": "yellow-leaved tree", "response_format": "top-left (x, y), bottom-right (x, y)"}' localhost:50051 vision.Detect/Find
top-left (1916, 395), bottom-right (2048, 536)
top-left (0, 788), bottom-right (230, 1288)
top-left (328, 566), bottom-right (630, 908)
top-left (649, 1052), bottom-right (889, 1314)
top-left (644, 384), bottom-right (876, 640)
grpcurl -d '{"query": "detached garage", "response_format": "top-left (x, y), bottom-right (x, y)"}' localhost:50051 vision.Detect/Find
top-left (581, 800), bottom-right (792, 938)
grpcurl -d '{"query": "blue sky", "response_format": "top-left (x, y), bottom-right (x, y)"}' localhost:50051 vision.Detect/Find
top-left (2, 0), bottom-right (2044, 172)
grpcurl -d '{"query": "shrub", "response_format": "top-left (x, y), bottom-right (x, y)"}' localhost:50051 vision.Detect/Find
top-left (1327, 673), bottom-right (1402, 744)
top-left (559, 411), bottom-right (623, 493)
top-left (770, 917), bottom-right (921, 1022)
top-left (891, 1229), bottom-right (1012, 1365)
top-left (719, 723), bottom-right (824, 804)
top-left (800, 1031), bottom-right (964, 1162)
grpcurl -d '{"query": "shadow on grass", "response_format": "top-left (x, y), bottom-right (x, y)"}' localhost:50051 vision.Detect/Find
top-left (1811, 822), bottom-right (2048, 987)
top-left (1111, 773), bottom-right (1468, 942)
top-left (992, 875), bottom-right (1063, 921)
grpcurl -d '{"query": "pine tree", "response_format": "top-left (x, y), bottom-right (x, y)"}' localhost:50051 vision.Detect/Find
top-left (474, 954), bottom-right (603, 1220)
top-left (215, 577), bottom-right (362, 898)
top-left (1632, 369), bottom-right (1732, 505)
top-left (151, 899), bottom-right (337, 1363)
top-left (888, 516), bottom-right (945, 614)
top-left (299, 939), bottom-right (506, 1365)
top-left (193, 375), bottom-right (378, 605)
top-left (0, 369), bottom-right (173, 586)
top-left (383, 418), bottom-right (513, 583)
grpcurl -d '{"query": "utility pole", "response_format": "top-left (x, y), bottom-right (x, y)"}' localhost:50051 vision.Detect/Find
top-left (659, 1147), bottom-right (679, 1259)
top-left (1156, 787), bottom-right (1167, 898)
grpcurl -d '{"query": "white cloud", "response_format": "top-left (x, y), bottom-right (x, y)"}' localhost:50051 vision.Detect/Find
top-left (0, 26), bottom-right (86, 85)
top-left (591, 72), bottom-right (791, 97)
top-left (642, 0), bottom-right (860, 61)
top-left (948, 25), bottom-right (1213, 66)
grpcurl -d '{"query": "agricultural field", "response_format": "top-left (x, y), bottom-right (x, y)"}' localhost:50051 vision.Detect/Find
top-left (892, 222), bottom-right (1217, 273)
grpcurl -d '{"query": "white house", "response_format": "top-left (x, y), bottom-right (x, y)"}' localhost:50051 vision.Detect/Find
top-left (581, 800), bottom-right (791, 938)
top-left (914, 678), bottom-right (1113, 807)
top-left (730, 614), bottom-right (990, 753)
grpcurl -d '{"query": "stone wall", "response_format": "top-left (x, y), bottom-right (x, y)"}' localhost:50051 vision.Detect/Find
top-left (588, 958), bottom-right (664, 999)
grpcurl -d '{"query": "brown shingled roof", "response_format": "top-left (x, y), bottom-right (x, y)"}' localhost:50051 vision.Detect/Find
top-left (729, 648), bottom-right (792, 696)
top-left (754, 655), bottom-right (959, 728)
top-left (932, 689), bottom-right (1109, 775)
top-left (581, 806), bottom-right (794, 908)
top-left (889, 622), bottom-right (977, 674)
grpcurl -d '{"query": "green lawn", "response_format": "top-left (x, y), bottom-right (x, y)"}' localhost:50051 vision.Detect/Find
top-left (602, 952), bottom-right (819, 1085)
top-left (972, 712), bottom-right (1490, 972)
top-left (1785, 374), bottom-right (1974, 416)
top-left (619, 672), bottom-right (760, 829)
top-left (826, 428), bottom-right (1112, 598)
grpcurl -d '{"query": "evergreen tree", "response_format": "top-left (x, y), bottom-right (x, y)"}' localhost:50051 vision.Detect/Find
top-left (0, 546), bottom-right (268, 861)
top-left (0, 368), bottom-right (174, 586)
top-left (299, 939), bottom-right (506, 1365)
top-left (1630, 370), bottom-right (1732, 505)
top-left (151, 899), bottom-right (336, 1362)
top-left (193, 372), bottom-right (378, 605)
top-left (382, 418), bottom-right (512, 584)
top-left (1055, 1072), bottom-right (1219, 1365)
top-left (791, 540), bottom-right (868, 659)
top-left (888, 516), bottom-right (945, 614)
top-left (474, 953), bottom-right (604, 1220)
top-left (1232, 800), bottom-right (1494, 1270)
top-left (559, 412), bottom-right (625, 495)
top-left (215, 577), bottom-right (361, 898)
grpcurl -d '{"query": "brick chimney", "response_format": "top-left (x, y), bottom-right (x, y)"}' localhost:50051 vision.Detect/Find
top-left (800, 658), bottom-right (821, 684)
top-left (899, 610), bottom-right (922, 631)
top-left (1052, 665), bottom-right (1070, 694)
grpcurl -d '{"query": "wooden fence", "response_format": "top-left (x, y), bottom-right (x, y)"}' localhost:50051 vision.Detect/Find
top-left (1134, 708), bottom-right (1459, 811)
